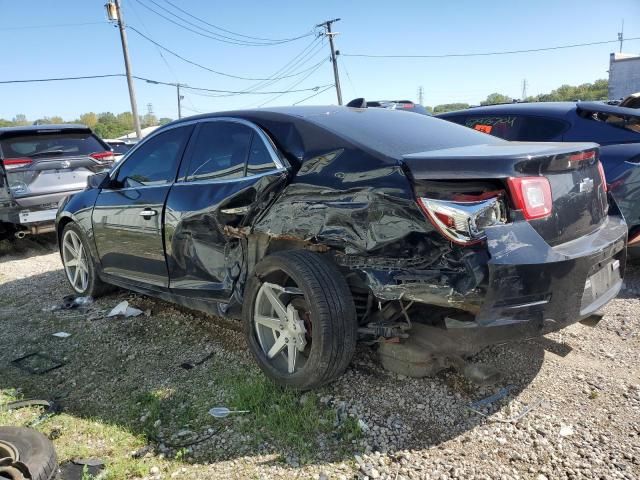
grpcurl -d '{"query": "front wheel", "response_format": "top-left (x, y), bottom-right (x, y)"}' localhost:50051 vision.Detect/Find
top-left (243, 250), bottom-right (357, 390)
top-left (60, 223), bottom-right (110, 297)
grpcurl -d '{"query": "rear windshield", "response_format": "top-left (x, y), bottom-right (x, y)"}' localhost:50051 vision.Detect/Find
top-left (463, 115), bottom-right (567, 141)
top-left (0, 132), bottom-right (105, 159)
top-left (305, 107), bottom-right (504, 158)
top-left (110, 143), bottom-right (134, 154)
top-left (587, 111), bottom-right (640, 136)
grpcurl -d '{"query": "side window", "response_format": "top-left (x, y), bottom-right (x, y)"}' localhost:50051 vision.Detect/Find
top-left (518, 117), bottom-right (568, 141)
top-left (115, 126), bottom-right (190, 187)
top-left (186, 122), bottom-right (252, 181)
top-left (247, 134), bottom-right (277, 175)
top-left (465, 115), bottom-right (521, 140)
top-left (443, 115), bottom-right (467, 126)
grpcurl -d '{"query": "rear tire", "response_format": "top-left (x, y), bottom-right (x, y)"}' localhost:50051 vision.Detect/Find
top-left (0, 427), bottom-right (57, 480)
top-left (60, 223), bottom-right (111, 297)
top-left (243, 250), bottom-right (358, 390)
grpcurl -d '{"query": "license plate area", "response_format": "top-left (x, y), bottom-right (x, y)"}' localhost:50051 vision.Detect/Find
top-left (581, 259), bottom-right (621, 308)
top-left (19, 208), bottom-right (57, 224)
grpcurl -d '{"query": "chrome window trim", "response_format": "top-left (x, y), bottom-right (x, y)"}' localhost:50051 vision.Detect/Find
top-left (171, 168), bottom-right (284, 187)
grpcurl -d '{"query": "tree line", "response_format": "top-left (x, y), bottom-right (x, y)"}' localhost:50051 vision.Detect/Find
top-left (431, 79), bottom-right (608, 113)
top-left (0, 79), bottom-right (609, 135)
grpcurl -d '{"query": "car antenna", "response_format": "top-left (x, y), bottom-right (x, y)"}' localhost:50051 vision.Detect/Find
top-left (346, 98), bottom-right (367, 108)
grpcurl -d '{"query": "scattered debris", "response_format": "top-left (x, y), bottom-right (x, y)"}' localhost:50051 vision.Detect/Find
top-left (0, 399), bottom-right (61, 427)
top-left (208, 407), bottom-right (249, 418)
top-left (469, 385), bottom-right (516, 410)
top-left (11, 352), bottom-right (65, 374)
top-left (72, 458), bottom-right (104, 467)
top-left (43, 295), bottom-right (94, 312)
top-left (469, 398), bottom-right (545, 423)
top-left (559, 424), bottom-right (575, 437)
top-left (107, 300), bottom-right (143, 318)
top-left (52, 331), bottom-right (71, 338)
top-left (59, 458), bottom-right (104, 480)
top-left (180, 351), bottom-right (215, 370)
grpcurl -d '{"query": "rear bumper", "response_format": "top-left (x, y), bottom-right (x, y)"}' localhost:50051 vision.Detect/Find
top-left (0, 190), bottom-right (81, 230)
top-left (360, 213), bottom-right (627, 348)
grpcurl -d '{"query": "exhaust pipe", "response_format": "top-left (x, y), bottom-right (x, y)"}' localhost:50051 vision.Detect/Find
top-left (14, 231), bottom-right (27, 239)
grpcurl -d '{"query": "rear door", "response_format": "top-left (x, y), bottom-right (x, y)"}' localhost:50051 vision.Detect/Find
top-left (164, 119), bottom-right (287, 300)
top-left (92, 125), bottom-right (193, 287)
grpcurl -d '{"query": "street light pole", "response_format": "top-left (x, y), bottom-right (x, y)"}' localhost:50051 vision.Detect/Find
top-left (317, 18), bottom-right (343, 105)
top-left (110, 0), bottom-right (142, 139)
top-left (177, 84), bottom-right (184, 119)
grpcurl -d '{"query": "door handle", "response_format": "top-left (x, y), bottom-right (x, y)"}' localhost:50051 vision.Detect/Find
top-left (220, 206), bottom-right (250, 215)
top-left (139, 209), bottom-right (158, 217)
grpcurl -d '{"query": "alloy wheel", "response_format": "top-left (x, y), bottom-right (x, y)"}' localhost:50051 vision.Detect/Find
top-left (62, 229), bottom-right (89, 293)
top-left (253, 281), bottom-right (311, 375)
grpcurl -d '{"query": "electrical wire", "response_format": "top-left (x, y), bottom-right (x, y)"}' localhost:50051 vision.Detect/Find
top-left (161, 0), bottom-right (313, 43)
top-left (342, 36), bottom-right (640, 58)
top-left (128, 26), bottom-right (326, 82)
top-left (134, 0), bottom-right (308, 46)
top-left (257, 58), bottom-right (328, 107)
top-left (0, 22), bottom-right (109, 31)
top-left (0, 73), bottom-right (332, 96)
top-left (293, 84), bottom-right (336, 105)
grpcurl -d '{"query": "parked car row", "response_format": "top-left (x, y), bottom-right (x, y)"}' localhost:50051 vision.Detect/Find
top-left (52, 105), bottom-right (626, 389)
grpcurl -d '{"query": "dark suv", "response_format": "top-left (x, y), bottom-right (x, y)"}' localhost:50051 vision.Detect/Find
top-left (0, 124), bottom-right (114, 239)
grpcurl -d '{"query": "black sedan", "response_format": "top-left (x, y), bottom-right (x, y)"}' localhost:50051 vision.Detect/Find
top-left (56, 107), bottom-right (627, 389)
top-left (437, 101), bottom-right (640, 257)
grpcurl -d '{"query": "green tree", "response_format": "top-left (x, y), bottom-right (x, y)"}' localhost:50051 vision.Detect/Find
top-left (116, 112), bottom-right (133, 130)
top-left (433, 103), bottom-right (470, 114)
top-left (0, 119), bottom-right (13, 127)
top-left (79, 112), bottom-right (98, 128)
top-left (158, 117), bottom-right (173, 126)
top-left (481, 93), bottom-right (513, 105)
top-left (12, 114), bottom-right (28, 126)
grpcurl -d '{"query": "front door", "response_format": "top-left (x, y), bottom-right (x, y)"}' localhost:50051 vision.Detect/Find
top-left (164, 119), bottom-right (287, 300)
top-left (92, 125), bottom-right (193, 287)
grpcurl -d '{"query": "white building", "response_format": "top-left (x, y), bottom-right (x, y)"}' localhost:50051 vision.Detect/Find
top-left (608, 52), bottom-right (640, 100)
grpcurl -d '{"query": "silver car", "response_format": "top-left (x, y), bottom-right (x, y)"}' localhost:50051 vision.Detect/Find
top-left (0, 124), bottom-right (115, 239)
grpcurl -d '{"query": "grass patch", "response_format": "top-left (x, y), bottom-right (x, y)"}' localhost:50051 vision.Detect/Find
top-left (221, 370), bottom-right (361, 461)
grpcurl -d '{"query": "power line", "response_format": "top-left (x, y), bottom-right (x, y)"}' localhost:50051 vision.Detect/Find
top-left (342, 36), bottom-right (640, 58)
top-left (0, 21), bottom-right (109, 31)
top-left (0, 73), bottom-right (332, 96)
top-left (128, 25), bottom-right (326, 81)
top-left (293, 84), bottom-right (336, 105)
top-left (161, 0), bottom-right (313, 43)
top-left (257, 59), bottom-right (328, 107)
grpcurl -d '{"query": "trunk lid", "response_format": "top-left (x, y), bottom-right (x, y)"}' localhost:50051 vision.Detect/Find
top-left (402, 142), bottom-right (608, 246)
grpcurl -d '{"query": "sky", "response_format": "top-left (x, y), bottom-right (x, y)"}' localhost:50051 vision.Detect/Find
top-left (1, 0), bottom-right (639, 121)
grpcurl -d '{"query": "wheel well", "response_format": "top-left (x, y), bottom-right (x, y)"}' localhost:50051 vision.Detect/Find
top-left (56, 217), bottom-right (73, 246)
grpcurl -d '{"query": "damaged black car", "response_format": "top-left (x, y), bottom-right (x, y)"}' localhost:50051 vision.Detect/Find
top-left (55, 106), bottom-right (627, 389)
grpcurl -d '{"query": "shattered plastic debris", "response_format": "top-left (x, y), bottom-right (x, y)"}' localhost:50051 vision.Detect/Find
top-left (43, 295), bottom-right (94, 312)
top-left (107, 300), bottom-right (143, 318)
top-left (208, 407), bottom-right (249, 418)
top-left (469, 385), bottom-right (515, 409)
top-left (559, 424), bottom-right (575, 437)
top-left (52, 332), bottom-right (71, 338)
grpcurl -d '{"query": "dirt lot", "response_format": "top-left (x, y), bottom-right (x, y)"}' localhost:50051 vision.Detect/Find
top-left (0, 236), bottom-right (639, 480)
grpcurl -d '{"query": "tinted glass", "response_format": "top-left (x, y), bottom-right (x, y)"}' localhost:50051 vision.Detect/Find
top-left (464, 115), bottom-right (566, 141)
top-left (186, 122), bottom-right (252, 181)
top-left (110, 143), bottom-right (134, 154)
top-left (115, 126), bottom-right (190, 187)
top-left (247, 134), bottom-right (276, 175)
top-left (0, 133), bottom-right (105, 159)
top-left (305, 107), bottom-right (504, 158)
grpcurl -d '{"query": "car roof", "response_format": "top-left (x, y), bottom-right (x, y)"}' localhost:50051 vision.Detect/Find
top-left (0, 124), bottom-right (91, 137)
top-left (438, 102), bottom-right (578, 117)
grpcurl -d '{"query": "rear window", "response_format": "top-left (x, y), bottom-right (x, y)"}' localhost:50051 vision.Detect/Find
top-left (305, 107), bottom-right (504, 158)
top-left (587, 112), bottom-right (640, 136)
top-left (109, 143), bottom-right (134, 155)
top-left (0, 132), bottom-right (105, 159)
top-left (464, 115), bottom-right (567, 141)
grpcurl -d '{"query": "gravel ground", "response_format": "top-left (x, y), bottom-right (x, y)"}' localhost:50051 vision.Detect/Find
top-left (0, 237), bottom-right (638, 480)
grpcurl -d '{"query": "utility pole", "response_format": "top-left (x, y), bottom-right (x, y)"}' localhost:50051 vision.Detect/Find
top-left (107, 0), bottom-right (142, 139)
top-left (618, 19), bottom-right (625, 53)
top-left (176, 84), bottom-right (184, 119)
top-left (317, 18), bottom-right (343, 105)
top-left (521, 79), bottom-right (528, 100)
top-left (417, 86), bottom-right (424, 105)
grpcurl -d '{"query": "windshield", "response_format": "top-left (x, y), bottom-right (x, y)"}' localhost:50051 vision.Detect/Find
top-left (0, 132), bottom-right (106, 159)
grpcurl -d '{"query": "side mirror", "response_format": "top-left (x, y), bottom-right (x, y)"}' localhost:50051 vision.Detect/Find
top-left (87, 171), bottom-right (110, 189)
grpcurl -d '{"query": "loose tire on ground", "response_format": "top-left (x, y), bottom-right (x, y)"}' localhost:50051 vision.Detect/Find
top-left (60, 223), bottom-right (111, 298)
top-left (0, 427), bottom-right (57, 480)
top-left (243, 250), bottom-right (358, 390)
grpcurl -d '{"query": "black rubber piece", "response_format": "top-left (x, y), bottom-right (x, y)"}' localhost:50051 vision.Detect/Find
top-left (243, 250), bottom-right (358, 390)
top-left (61, 223), bottom-right (112, 298)
top-left (0, 427), bottom-right (57, 480)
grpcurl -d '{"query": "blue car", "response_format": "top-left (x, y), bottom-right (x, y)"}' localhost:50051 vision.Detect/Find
top-left (438, 102), bottom-right (640, 257)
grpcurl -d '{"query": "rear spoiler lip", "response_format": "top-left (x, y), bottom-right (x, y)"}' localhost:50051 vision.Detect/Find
top-left (401, 141), bottom-right (599, 180)
top-left (576, 102), bottom-right (640, 119)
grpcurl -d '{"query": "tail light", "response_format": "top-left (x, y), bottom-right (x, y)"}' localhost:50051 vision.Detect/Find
top-left (597, 161), bottom-right (608, 192)
top-left (507, 177), bottom-right (552, 220)
top-left (90, 151), bottom-right (115, 162)
top-left (2, 157), bottom-right (33, 170)
top-left (417, 195), bottom-right (507, 245)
